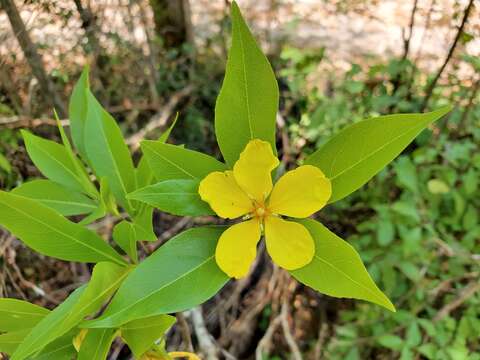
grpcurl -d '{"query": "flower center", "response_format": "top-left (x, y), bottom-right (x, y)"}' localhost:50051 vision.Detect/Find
top-left (253, 203), bottom-right (269, 220)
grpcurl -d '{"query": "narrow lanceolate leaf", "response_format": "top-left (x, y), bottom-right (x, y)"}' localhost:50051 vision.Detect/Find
top-left (141, 141), bottom-right (227, 182)
top-left (0, 298), bottom-right (49, 332)
top-left (0, 191), bottom-right (126, 265)
top-left (84, 227), bottom-right (229, 328)
top-left (0, 329), bottom-right (30, 355)
top-left (290, 219), bottom-right (395, 312)
top-left (55, 109), bottom-right (98, 198)
top-left (11, 287), bottom-right (86, 360)
top-left (31, 333), bottom-right (77, 360)
top-left (84, 91), bottom-right (135, 212)
top-left (21, 131), bottom-right (90, 194)
top-left (215, 2), bottom-right (279, 166)
top-left (127, 179), bottom-right (214, 216)
top-left (12, 180), bottom-right (97, 216)
top-left (305, 106), bottom-right (452, 202)
top-left (69, 66), bottom-right (90, 160)
top-left (121, 314), bottom-right (176, 358)
top-left (78, 328), bottom-right (116, 360)
top-left (12, 262), bottom-right (131, 360)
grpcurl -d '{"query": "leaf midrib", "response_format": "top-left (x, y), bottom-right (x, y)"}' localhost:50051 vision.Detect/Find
top-left (91, 330), bottom-right (108, 359)
top-left (31, 141), bottom-right (83, 190)
top-left (328, 121), bottom-right (428, 181)
top-left (96, 255), bottom-right (215, 325)
top-left (64, 269), bottom-right (130, 325)
top-left (144, 143), bottom-right (196, 179)
top-left (313, 253), bottom-right (389, 306)
top-left (92, 107), bottom-right (133, 210)
top-left (38, 343), bottom-right (72, 358)
top-left (34, 199), bottom-right (96, 211)
top-left (237, 19), bottom-right (254, 139)
top-left (0, 199), bottom-right (123, 266)
top-left (21, 270), bottom-right (128, 359)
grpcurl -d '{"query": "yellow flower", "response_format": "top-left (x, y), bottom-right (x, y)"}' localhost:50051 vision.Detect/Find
top-left (199, 139), bottom-right (332, 278)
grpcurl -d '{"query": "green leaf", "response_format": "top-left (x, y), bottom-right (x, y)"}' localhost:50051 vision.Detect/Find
top-left (427, 179), bottom-right (449, 194)
top-left (79, 177), bottom-right (118, 225)
top-left (0, 298), bottom-right (49, 332)
top-left (406, 322), bottom-right (421, 347)
top-left (127, 179), bottom-right (214, 216)
top-left (121, 314), bottom-right (176, 358)
top-left (0, 191), bottom-right (126, 265)
top-left (398, 262), bottom-right (421, 282)
top-left (84, 226), bottom-right (229, 328)
top-left (78, 328), bottom-right (116, 360)
top-left (11, 287), bottom-right (85, 360)
top-left (392, 201), bottom-right (420, 223)
top-left (394, 156), bottom-right (418, 193)
top-left (0, 329), bottom-right (30, 355)
top-left (54, 109), bottom-right (98, 199)
top-left (141, 141), bottom-right (227, 181)
top-left (135, 114), bottom-right (179, 190)
top-left (305, 106), bottom-right (452, 202)
top-left (12, 262), bottom-right (131, 360)
top-left (377, 220), bottom-right (395, 246)
top-left (0, 152), bottom-right (11, 174)
top-left (377, 334), bottom-right (403, 350)
top-left (290, 219), bottom-right (395, 312)
top-left (12, 180), bottom-right (96, 216)
top-left (113, 221), bottom-right (138, 263)
top-left (69, 66), bottom-right (90, 160)
top-left (131, 205), bottom-right (156, 242)
top-left (84, 91), bottom-right (135, 212)
top-left (215, 2), bottom-right (279, 166)
top-left (32, 333), bottom-right (77, 360)
top-left (21, 130), bottom-right (91, 194)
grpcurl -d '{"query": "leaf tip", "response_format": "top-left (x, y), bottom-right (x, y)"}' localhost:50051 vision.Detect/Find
top-left (81, 64), bottom-right (91, 87)
top-left (383, 298), bottom-right (396, 313)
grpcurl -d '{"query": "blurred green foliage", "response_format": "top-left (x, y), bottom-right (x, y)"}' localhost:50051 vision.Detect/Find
top-left (277, 47), bottom-right (479, 359)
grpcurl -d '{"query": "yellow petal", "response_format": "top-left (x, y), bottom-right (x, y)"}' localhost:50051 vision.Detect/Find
top-left (264, 216), bottom-right (314, 270)
top-left (169, 352), bottom-right (201, 360)
top-left (215, 219), bottom-right (261, 279)
top-left (268, 165), bottom-right (331, 218)
top-left (233, 139), bottom-right (279, 202)
top-left (198, 171), bottom-right (253, 219)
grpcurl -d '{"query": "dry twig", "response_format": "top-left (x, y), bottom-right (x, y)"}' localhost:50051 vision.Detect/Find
top-left (433, 281), bottom-right (480, 322)
top-left (127, 85), bottom-right (193, 150)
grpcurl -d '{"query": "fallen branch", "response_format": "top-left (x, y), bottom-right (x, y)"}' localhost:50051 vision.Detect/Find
top-left (190, 306), bottom-right (219, 360)
top-left (255, 314), bottom-right (282, 360)
top-left (433, 281), bottom-right (480, 322)
top-left (281, 301), bottom-right (302, 360)
top-left (127, 85), bottom-right (194, 150)
top-left (0, 116), bottom-right (69, 128)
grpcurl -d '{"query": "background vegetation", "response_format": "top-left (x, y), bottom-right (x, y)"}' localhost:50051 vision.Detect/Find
top-left (0, 0), bottom-right (479, 359)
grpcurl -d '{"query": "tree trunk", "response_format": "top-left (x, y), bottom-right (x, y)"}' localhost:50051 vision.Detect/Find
top-left (0, 0), bottom-right (66, 116)
top-left (148, 0), bottom-right (194, 49)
